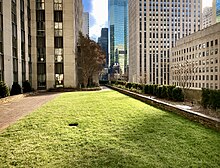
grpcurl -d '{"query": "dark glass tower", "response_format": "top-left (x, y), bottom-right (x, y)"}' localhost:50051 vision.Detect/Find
top-left (98, 28), bottom-right (108, 68)
top-left (109, 0), bottom-right (128, 77)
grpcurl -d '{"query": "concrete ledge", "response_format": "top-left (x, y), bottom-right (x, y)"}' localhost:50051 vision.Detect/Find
top-left (107, 85), bottom-right (220, 131)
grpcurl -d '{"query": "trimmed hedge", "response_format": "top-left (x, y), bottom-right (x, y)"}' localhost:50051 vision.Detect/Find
top-left (172, 87), bottom-right (184, 102)
top-left (23, 80), bottom-right (32, 93)
top-left (201, 88), bottom-right (220, 110)
top-left (10, 82), bottom-right (22, 96)
top-left (112, 81), bottom-right (184, 102)
top-left (0, 81), bottom-right (10, 98)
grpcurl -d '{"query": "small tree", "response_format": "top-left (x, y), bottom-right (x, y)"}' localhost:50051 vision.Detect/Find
top-left (78, 32), bottom-right (106, 88)
top-left (172, 60), bottom-right (197, 96)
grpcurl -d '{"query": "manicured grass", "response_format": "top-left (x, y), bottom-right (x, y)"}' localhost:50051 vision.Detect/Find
top-left (0, 90), bottom-right (220, 167)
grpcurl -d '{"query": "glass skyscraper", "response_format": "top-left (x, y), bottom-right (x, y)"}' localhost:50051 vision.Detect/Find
top-left (108, 0), bottom-right (128, 77)
top-left (216, 0), bottom-right (220, 22)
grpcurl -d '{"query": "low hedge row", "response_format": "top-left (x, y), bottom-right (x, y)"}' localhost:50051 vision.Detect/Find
top-left (0, 80), bottom-right (32, 98)
top-left (0, 81), bottom-right (10, 98)
top-left (113, 81), bottom-right (184, 102)
top-left (201, 88), bottom-right (220, 111)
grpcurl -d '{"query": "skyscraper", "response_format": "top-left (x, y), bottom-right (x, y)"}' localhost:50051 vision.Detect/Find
top-left (0, 0), bottom-right (32, 87)
top-left (82, 12), bottom-right (89, 36)
top-left (0, 0), bottom-right (83, 90)
top-left (213, 0), bottom-right (220, 23)
top-left (129, 0), bottom-right (202, 85)
top-left (202, 7), bottom-right (213, 29)
top-left (109, 0), bottom-right (128, 77)
top-left (98, 28), bottom-right (108, 68)
top-left (31, 0), bottom-right (83, 89)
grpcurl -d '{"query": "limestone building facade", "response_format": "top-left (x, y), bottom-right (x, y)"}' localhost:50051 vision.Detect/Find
top-left (128, 0), bottom-right (202, 85)
top-left (1, 0), bottom-right (83, 90)
top-left (171, 23), bottom-right (220, 90)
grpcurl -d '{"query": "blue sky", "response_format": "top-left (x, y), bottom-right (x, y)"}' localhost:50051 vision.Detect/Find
top-left (82, 0), bottom-right (108, 41)
top-left (82, 0), bottom-right (212, 41)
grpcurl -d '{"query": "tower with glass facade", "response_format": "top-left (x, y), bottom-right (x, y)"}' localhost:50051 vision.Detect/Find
top-left (213, 0), bottom-right (220, 23)
top-left (129, 0), bottom-right (202, 85)
top-left (98, 28), bottom-right (109, 68)
top-left (109, 0), bottom-right (128, 77)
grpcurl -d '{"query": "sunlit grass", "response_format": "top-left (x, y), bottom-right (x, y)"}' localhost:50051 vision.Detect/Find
top-left (0, 90), bottom-right (219, 167)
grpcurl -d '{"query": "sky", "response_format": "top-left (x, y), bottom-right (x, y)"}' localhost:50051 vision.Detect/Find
top-left (82, 0), bottom-right (108, 41)
top-left (82, 0), bottom-right (213, 41)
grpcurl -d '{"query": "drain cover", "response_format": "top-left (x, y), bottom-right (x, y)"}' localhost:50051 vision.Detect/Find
top-left (69, 123), bottom-right (78, 127)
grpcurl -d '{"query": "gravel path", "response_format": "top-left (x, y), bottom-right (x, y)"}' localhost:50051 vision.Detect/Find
top-left (0, 92), bottom-right (60, 131)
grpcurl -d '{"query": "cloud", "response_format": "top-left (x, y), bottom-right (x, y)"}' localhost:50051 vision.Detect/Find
top-left (90, 0), bottom-right (108, 41)
top-left (202, 0), bottom-right (212, 8)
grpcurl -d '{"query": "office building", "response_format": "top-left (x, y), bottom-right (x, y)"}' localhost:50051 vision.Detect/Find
top-left (31, 0), bottom-right (82, 89)
top-left (128, 0), bottom-right (202, 85)
top-left (82, 12), bottom-right (89, 36)
top-left (0, 0), bottom-right (32, 87)
top-left (109, 0), bottom-right (128, 76)
top-left (171, 23), bottom-right (220, 90)
top-left (0, 0), bottom-right (83, 90)
top-left (202, 7), bottom-right (213, 29)
top-left (98, 28), bottom-right (108, 68)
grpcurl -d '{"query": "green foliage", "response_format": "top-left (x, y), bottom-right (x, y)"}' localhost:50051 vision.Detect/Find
top-left (0, 91), bottom-right (219, 167)
top-left (125, 82), bottom-right (132, 89)
top-left (201, 88), bottom-right (210, 108)
top-left (156, 86), bottom-right (163, 98)
top-left (10, 82), bottom-right (22, 96)
top-left (0, 81), bottom-right (10, 98)
top-left (23, 80), bottom-right (32, 93)
top-left (209, 90), bottom-right (220, 110)
top-left (172, 87), bottom-right (184, 102)
top-left (144, 84), bottom-right (149, 94)
top-left (149, 85), bottom-right (154, 95)
top-left (167, 85), bottom-right (176, 100)
top-left (153, 85), bottom-right (158, 96)
top-left (201, 88), bottom-right (220, 110)
top-left (161, 85), bottom-right (168, 98)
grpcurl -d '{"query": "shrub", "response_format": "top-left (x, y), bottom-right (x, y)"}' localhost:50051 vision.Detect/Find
top-left (125, 82), bottom-right (132, 89)
top-left (149, 85), bottom-right (154, 95)
top-left (172, 87), bottom-right (184, 102)
top-left (153, 85), bottom-right (158, 96)
top-left (132, 83), bottom-right (138, 89)
top-left (144, 85), bottom-right (149, 94)
top-left (23, 80), bottom-right (32, 93)
top-left (137, 84), bottom-right (143, 91)
top-left (0, 81), bottom-right (10, 98)
top-left (99, 80), bottom-right (109, 85)
top-left (161, 85), bottom-right (168, 98)
top-left (201, 88), bottom-right (210, 109)
top-left (156, 86), bottom-right (163, 98)
top-left (10, 82), bottom-right (22, 96)
top-left (209, 90), bottom-right (220, 111)
top-left (118, 81), bottom-right (126, 86)
top-left (167, 86), bottom-right (176, 100)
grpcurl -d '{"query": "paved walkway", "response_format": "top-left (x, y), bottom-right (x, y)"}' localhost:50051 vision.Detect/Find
top-left (0, 92), bottom-right (60, 131)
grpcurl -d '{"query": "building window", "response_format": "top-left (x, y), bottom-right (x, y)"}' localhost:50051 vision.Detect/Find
top-left (54, 22), bottom-right (63, 36)
top-left (54, 11), bottom-right (63, 22)
top-left (54, 37), bottom-right (63, 48)
top-left (36, 0), bottom-right (45, 10)
top-left (54, 0), bottom-right (63, 10)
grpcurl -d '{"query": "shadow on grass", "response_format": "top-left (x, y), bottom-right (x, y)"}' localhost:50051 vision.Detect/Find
top-left (65, 114), bottom-right (220, 168)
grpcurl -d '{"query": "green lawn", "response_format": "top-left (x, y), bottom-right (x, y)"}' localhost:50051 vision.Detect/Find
top-left (0, 90), bottom-right (220, 168)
